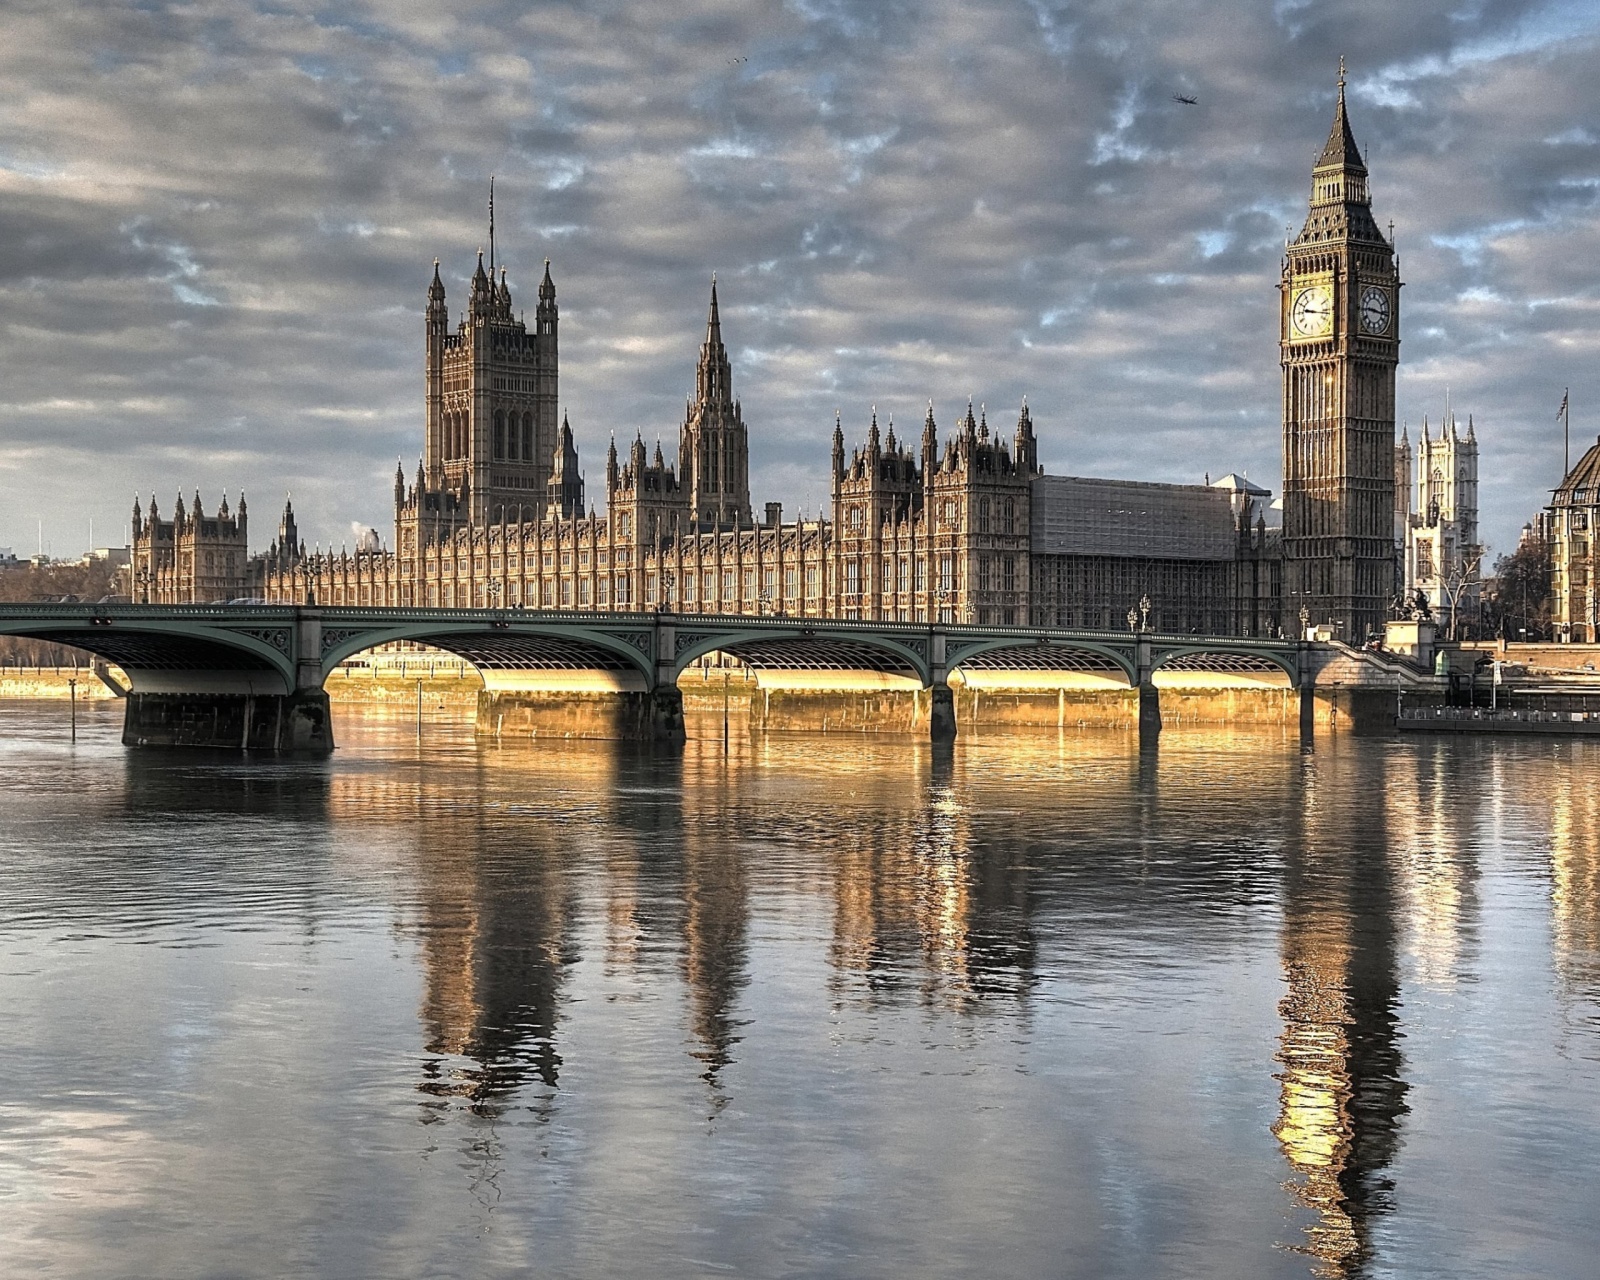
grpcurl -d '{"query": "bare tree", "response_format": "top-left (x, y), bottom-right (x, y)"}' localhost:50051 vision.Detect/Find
top-left (1483, 540), bottom-right (1553, 641)
top-left (1438, 547), bottom-right (1485, 640)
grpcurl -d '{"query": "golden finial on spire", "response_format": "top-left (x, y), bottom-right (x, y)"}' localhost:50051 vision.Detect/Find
top-left (1338, 55), bottom-right (1346, 88)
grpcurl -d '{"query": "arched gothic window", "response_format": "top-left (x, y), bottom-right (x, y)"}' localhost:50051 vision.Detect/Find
top-left (522, 414), bottom-right (534, 462)
top-left (494, 410), bottom-right (506, 460)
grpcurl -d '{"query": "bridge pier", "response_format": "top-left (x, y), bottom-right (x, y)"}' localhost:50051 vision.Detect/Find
top-left (929, 630), bottom-right (956, 742)
top-left (1137, 682), bottom-right (1161, 746)
top-left (648, 684), bottom-right (686, 744)
top-left (1135, 635), bottom-right (1160, 747)
top-left (1297, 641), bottom-right (1316, 741)
top-left (122, 689), bottom-right (334, 752)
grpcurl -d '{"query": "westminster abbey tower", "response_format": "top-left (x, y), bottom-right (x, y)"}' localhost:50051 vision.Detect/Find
top-left (1280, 64), bottom-right (1401, 639)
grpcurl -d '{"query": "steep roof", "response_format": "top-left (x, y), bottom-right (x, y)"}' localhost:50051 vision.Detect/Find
top-left (1316, 74), bottom-right (1366, 174)
top-left (1554, 437), bottom-right (1600, 503)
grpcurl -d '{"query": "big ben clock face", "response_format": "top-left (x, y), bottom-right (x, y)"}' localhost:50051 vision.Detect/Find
top-left (1291, 284), bottom-right (1334, 338)
top-left (1359, 285), bottom-right (1391, 334)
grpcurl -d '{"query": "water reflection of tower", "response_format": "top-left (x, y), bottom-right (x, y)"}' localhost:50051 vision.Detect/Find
top-left (1548, 743), bottom-right (1600, 1004)
top-left (830, 753), bottom-right (1035, 1007)
top-left (1386, 739), bottom-right (1481, 989)
top-left (415, 819), bottom-right (577, 1117)
top-left (1274, 748), bottom-right (1409, 1275)
top-left (678, 743), bottom-right (750, 1082)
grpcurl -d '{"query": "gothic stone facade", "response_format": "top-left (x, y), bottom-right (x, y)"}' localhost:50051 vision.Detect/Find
top-left (1395, 410), bottom-right (1481, 631)
top-left (137, 261), bottom-right (1282, 633)
top-left (130, 491), bottom-right (249, 604)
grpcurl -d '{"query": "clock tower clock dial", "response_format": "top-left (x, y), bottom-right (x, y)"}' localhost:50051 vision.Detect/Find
top-left (1291, 284), bottom-right (1334, 338)
top-left (1359, 285), bottom-right (1390, 334)
top-left (1280, 64), bottom-right (1401, 641)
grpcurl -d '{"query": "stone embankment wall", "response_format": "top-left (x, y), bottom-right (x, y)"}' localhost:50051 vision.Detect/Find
top-left (1457, 641), bottom-right (1600, 672)
top-left (0, 666), bottom-right (120, 700)
top-left (324, 661), bottom-right (482, 712)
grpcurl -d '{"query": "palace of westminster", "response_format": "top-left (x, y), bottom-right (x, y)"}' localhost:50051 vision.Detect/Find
top-left (133, 73), bottom-right (1508, 641)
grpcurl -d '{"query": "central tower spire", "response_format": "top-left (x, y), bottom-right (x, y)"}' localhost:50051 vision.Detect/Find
top-left (680, 276), bottom-right (751, 531)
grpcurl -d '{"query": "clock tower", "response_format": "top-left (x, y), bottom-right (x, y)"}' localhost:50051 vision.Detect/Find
top-left (1281, 63), bottom-right (1400, 640)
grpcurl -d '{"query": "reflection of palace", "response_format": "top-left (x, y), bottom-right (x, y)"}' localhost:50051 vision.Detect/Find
top-left (389, 741), bottom-right (757, 1102)
top-left (415, 831), bottom-right (574, 1114)
top-left (1548, 750), bottom-right (1600, 999)
top-left (1274, 752), bottom-right (1409, 1273)
top-left (1385, 742), bottom-right (1480, 989)
top-left (829, 755), bottom-right (1036, 1007)
top-left (678, 747), bottom-right (751, 1081)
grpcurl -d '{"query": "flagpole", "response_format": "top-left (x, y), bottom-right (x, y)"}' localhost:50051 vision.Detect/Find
top-left (1561, 387), bottom-right (1571, 478)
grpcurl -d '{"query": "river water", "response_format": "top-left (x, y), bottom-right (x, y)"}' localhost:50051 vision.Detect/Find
top-left (1, 699), bottom-right (1597, 1279)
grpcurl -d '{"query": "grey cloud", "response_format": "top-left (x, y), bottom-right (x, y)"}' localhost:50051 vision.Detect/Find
top-left (0, 0), bottom-right (1596, 558)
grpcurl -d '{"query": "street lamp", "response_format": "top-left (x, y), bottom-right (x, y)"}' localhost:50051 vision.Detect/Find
top-left (658, 569), bottom-right (675, 615)
top-left (1127, 607), bottom-right (1139, 634)
top-left (758, 586), bottom-right (771, 617)
top-left (1138, 594), bottom-right (1151, 633)
top-left (1298, 604), bottom-right (1310, 639)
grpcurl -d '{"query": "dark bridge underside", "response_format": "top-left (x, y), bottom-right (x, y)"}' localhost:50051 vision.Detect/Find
top-left (959, 647), bottom-right (1128, 674)
top-left (417, 631), bottom-right (639, 672)
top-left (16, 630), bottom-right (278, 674)
top-left (713, 638), bottom-right (919, 678)
top-left (1158, 652), bottom-right (1290, 675)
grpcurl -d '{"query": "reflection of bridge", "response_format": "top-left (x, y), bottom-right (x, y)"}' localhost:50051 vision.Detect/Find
top-left (0, 603), bottom-right (1312, 750)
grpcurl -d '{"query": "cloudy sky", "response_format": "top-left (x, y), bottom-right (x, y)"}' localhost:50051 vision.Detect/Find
top-left (1, 0), bottom-right (1597, 560)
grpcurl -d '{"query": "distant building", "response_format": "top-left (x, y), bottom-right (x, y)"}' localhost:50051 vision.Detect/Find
top-left (130, 492), bottom-right (248, 603)
top-left (1397, 410), bottom-right (1481, 632)
top-left (1547, 435), bottom-right (1600, 641)
top-left (1029, 475), bottom-right (1277, 634)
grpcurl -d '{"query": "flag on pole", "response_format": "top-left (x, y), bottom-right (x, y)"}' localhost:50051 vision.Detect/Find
top-left (1560, 387), bottom-right (1572, 478)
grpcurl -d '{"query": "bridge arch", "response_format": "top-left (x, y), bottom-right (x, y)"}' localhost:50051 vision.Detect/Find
top-left (670, 625), bottom-right (932, 686)
top-left (946, 637), bottom-right (1137, 686)
top-left (1149, 645), bottom-right (1299, 684)
top-left (0, 615), bottom-right (296, 694)
top-left (319, 620), bottom-right (658, 690)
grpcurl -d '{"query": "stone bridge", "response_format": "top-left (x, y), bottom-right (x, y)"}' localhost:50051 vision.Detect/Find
top-left (0, 603), bottom-right (1318, 750)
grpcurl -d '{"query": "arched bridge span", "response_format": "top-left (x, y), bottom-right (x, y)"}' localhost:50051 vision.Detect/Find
top-left (0, 604), bottom-right (1307, 750)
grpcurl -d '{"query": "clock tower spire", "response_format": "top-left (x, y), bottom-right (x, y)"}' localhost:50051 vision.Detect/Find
top-left (1280, 60), bottom-right (1400, 640)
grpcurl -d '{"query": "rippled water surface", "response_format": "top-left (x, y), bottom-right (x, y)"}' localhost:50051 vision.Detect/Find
top-left (2, 700), bottom-right (1598, 1279)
